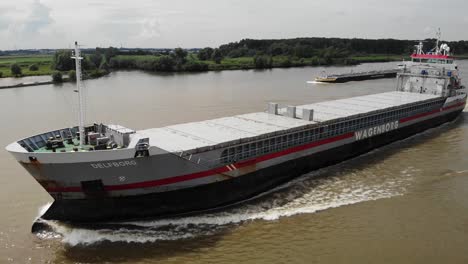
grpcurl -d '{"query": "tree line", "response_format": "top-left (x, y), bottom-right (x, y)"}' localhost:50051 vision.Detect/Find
top-left (49, 47), bottom-right (120, 82)
top-left (107, 48), bottom-right (214, 72)
top-left (217, 37), bottom-right (468, 58)
top-left (39, 36), bottom-right (468, 79)
top-left (107, 37), bottom-right (468, 72)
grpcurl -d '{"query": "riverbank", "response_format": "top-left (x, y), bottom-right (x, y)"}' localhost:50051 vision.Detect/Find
top-left (0, 57), bottom-right (399, 89)
top-left (0, 55), bottom-right (107, 79)
top-left (0, 53), bottom-right (406, 80)
top-left (108, 54), bottom-right (407, 73)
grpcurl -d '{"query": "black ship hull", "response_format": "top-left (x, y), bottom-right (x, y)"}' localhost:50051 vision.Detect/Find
top-left (38, 108), bottom-right (463, 224)
top-left (329, 72), bottom-right (397, 83)
top-left (315, 71), bottom-right (397, 83)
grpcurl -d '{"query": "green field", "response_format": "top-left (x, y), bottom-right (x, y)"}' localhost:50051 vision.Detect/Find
top-left (0, 55), bottom-right (53, 77)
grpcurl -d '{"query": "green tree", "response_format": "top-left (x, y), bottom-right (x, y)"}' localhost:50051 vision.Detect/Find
top-left (29, 64), bottom-right (39, 71)
top-left (253, 55), bottom-right (272, 69)
top-left (293, 44), bottom-right (315, 58)
top-left (82, 56), bottom-right (96, 71)
top-left (316, 46), bottom-right (349, 65)
top-left (97, 47), bottom-right (119, 62)
top-left (52, 50), bottom-right (74, 71)
top-left (173, 48), bottom-right (188, 67)
top-left (227, 47), bottom-right (249, 58)
top-left (197, 47), bottom-right (214, 60)
top-left (156, 55), bottom-right (175, 71)
top-left (211, 48), bottom-right (223, 64)
top-left (183, 60), bottom-right (209, 71)
top-left (310, 56), bottom-right (321, 66)
top-left (280, 56), bottom-right (292, 67)
top-left (52, 71), bottom-right (63, 83)
top-left (268, 42), bottom-right (289, 56)
top-left (100, 61), bottom-right (110, 72)
top-left (89, 52), bottom-right (103, 69)
top-left (10, 63), bottom-right (22, 76)
top-left (0, 71), bottom-right (3, 77)
top-left (68, 70), bottom-right (76, 82)
top-left (89, 69), bottom-right (106, 78)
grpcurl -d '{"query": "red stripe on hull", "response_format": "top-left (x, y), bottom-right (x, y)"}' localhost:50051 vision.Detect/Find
top-left (105, 167), bottom-right (231, 191)
top-left (46, 133), bottom-right (354, 193)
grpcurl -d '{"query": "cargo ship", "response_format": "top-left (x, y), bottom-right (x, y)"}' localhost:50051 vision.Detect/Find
top-left (315, 69), bottom-right (399, 83)
top-left (6, 38), bottom-right (467, 223)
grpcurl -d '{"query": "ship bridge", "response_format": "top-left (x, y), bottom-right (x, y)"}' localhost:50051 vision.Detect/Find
top-left (410, 54), bottom-right (454, 65)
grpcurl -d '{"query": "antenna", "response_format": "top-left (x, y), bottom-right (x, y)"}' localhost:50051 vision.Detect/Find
top-left (415, 42), bottom-right (424, 55)
top-left (435, 28), bottom-right (441, 54)
top-left (71, 41), bottom-right (86, 148)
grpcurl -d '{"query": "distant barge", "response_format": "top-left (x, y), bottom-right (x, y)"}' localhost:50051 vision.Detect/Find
top-left (0, 81), bottom-right (54, 89)
top-left (315, 69), bottom-right (399, 83)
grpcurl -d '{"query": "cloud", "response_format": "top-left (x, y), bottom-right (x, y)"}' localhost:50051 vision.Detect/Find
top-left (6, 0), bottom-right (53, 40)
top-left (20, 0), bottom-right (53, 34)
top-left (0, 6), bottom-right (15, 31)
top-left (423, 26), bottom-right (434, 34)
top-left (0, 17), bottom-right (9, 31)
top-left (0, 1), bottom-right (65, 49)
top-left (1, 0), bottom-right (468, 49)
top-left (138, 17), bottom-right (161, 39)
top-left (89, 5), bottom-right (175, 46)
top-left (92, 17), bottom-right (161, 47)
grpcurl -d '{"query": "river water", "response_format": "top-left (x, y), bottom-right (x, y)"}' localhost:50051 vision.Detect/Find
top-left (0, 62), bottom-right (467, 264)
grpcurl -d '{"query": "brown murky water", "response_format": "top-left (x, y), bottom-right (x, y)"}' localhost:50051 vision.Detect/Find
top-left (1, 62), bottom-right (467, 264)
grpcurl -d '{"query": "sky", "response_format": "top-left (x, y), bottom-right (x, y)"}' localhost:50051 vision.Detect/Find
top-left (0, 0), bottom-right (467, 50)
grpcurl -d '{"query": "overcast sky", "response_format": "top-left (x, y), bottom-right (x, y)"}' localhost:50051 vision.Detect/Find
top-left (0, 0), bottom-right (467, 50)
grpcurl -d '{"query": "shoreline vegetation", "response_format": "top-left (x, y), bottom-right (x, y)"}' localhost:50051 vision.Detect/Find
top-left (2, 37), bottom-right (468, 80)
top-left (0, 52), bottom-right (407, 83)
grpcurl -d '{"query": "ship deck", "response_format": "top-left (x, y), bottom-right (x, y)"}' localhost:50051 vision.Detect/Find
top-left (139, 91), bottom-right (441, 153)
top-left (298, 92), bottom-right (437, 121)
top-left (33, 138), bottom-right (94, 153)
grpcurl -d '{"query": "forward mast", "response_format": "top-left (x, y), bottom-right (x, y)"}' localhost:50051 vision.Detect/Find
top-left (71, 41), bottom-right (86, 148)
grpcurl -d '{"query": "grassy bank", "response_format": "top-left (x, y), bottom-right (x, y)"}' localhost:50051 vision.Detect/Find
top-left (0, 53), bottom-right (407, 79)
top-left (0, 54), bottom-right (108, 80)
top-left (109, 53), bottom-right (406, 73)
top-left (0, 55), bottom-right (53, 77)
